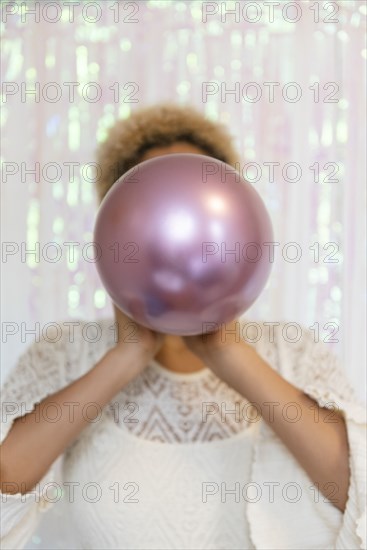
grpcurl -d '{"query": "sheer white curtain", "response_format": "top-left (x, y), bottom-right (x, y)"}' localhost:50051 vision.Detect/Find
top-left (1, 0), bottom-right (366, 401)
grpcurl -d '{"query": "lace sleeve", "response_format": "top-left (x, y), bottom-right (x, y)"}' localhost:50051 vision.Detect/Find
top-left (0, 323), bottom-right (86, 549)
top-left (283, 326), bottom-right (366, 550)
top-left (248, 323), bottom-right (366, 550)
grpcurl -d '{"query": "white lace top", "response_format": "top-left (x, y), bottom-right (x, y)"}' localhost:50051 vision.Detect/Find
top-left (1, 319), bottom-right (366, 550)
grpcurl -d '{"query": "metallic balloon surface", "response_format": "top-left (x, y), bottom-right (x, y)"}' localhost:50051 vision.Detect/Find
top-left (94, 154), bottom-right (273, 335)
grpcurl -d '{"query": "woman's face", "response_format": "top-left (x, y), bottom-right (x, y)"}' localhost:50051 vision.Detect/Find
top-left (139, 141), bottom-right (207, 162)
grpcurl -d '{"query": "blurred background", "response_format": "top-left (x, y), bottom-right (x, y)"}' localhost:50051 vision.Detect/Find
top-left (1, 0), bottom-right (366, 401)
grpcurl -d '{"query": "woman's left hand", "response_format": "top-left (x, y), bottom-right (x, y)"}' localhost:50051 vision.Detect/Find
top-left (183, 319), bottom-right (248, 365)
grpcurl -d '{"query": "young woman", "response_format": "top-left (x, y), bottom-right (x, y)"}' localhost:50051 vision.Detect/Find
top-left (1, 104), bottom-right (365, 550)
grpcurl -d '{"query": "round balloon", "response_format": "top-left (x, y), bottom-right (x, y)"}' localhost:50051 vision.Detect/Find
top-left (94, 154), bottom-right (273, 335)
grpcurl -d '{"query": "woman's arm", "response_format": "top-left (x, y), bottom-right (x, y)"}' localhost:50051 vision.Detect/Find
top-left (185, 323), bottom-right (350, 512)
top-left (0, 311), bottom-right (162, 495)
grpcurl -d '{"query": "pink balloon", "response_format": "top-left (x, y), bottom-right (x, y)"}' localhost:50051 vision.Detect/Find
top-left (94, 154), bottom-right (273, 335)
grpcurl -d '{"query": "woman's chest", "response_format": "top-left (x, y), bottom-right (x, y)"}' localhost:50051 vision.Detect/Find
top-left (61, 415), bottom-right (257, 550)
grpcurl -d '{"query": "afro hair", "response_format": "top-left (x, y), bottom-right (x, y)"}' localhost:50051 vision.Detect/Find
top-left (94, 103), bottom-right (240, 202)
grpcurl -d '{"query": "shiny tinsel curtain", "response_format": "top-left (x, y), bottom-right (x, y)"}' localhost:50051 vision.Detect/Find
top-left (1, 0), bottom-right (366, 402)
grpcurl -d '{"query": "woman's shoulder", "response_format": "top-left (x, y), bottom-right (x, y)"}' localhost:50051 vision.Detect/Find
top-left (240, 317), bottom-right (321, 360)
top-left (241, 316), bottom-right (337, 359)
top-left (3, 317), bottom-right (114, 377)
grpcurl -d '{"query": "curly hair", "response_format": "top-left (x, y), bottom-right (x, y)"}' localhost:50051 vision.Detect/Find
top-left (94, 103), bottom-right (240, 202)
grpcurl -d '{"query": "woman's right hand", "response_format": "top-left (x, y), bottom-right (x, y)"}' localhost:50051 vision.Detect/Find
top-left (113, 303), bottom-right (164, 359)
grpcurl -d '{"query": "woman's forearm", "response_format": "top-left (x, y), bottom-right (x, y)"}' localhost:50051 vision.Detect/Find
top-left (0, 345), bottom-right (151, 495)
top-left (203, 342), bottom-right (350, 512)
